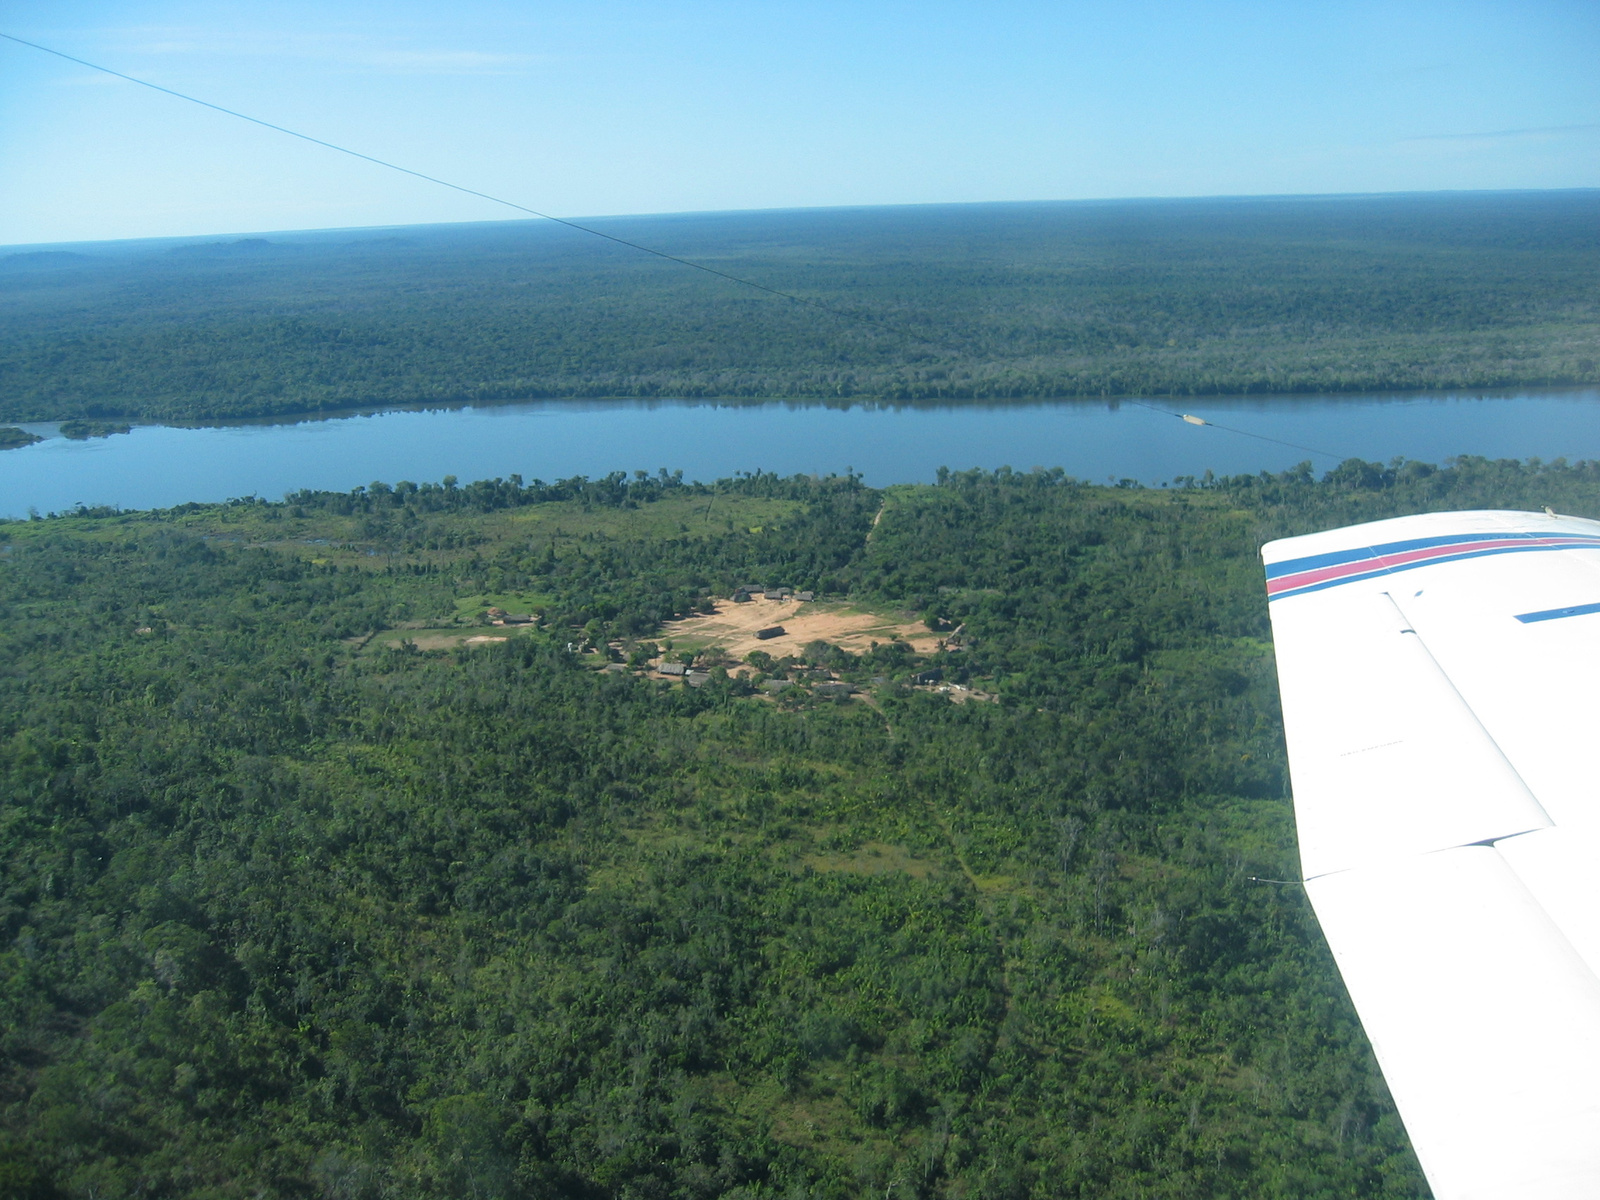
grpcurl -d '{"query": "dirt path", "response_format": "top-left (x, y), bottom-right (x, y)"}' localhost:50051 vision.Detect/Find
top-left (865, 497), bottom-right (888, 542)
top-left (923, 798), bottom-right (1017, 1016)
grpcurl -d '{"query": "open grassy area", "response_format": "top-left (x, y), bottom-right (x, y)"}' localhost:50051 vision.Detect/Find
top-left (9, 490), bottom-right (803, 566)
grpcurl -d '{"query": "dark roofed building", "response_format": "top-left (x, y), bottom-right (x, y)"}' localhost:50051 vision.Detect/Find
top-left (755, 626), bottom-right (786, 640)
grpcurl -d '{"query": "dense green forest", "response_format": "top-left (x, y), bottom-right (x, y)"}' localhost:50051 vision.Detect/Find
top-left (55, 422), bottom-right (131, 442)
top-left (2, 191), bottom-right (1598, 423)
top-left (6, 454), bottom-right (1600, 1198)
top-left (0, 430), bottom-right (42, 451)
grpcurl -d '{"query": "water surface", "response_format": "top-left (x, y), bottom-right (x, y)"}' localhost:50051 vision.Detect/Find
top-left (3, 390), bottom-right (1596, 519)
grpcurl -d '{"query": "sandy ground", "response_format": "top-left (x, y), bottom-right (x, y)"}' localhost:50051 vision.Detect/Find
top-left (366, 628), bottom-right (522, 652)
top-left (662, 599), bottom-right (940, 661)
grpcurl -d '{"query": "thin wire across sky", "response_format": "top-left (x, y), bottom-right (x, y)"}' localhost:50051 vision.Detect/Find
top-left (4, 30), bottom-right (1355, 465)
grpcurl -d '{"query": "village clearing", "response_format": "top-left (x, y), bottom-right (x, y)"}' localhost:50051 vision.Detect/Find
top-left (662, 597), bottom-right (940, 661)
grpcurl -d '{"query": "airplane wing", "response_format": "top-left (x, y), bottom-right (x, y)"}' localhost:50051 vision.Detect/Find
top-left (1262, 510), bottom-right (1600, 1200)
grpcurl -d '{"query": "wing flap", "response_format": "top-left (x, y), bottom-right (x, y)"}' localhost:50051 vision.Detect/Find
top-left (1386, 564), bottom-right (1600, 836)
top-left (1270, 585), bottom-right (1549, 878)
top-left (1265, 510), bottom-right (1600, 1200)
top-left (1307, 846), bottom-right (1600, 1200)
top-left (1496, 827), bottom-right (1600, 980)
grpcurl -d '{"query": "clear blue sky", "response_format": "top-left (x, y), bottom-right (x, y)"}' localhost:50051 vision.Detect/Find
top-left (2, 0), bottom-right (1597, 246)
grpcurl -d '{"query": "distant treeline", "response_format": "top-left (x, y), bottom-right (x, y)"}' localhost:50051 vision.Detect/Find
top-left (2, 191), bottom-right (1598, 422)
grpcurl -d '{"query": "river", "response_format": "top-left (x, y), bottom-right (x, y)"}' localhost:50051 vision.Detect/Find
top-left (2, 389), bottom-right (1597, 518)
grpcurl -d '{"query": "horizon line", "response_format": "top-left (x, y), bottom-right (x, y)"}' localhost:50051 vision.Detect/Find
top-left (6, 185), bottom-right (1599, 253)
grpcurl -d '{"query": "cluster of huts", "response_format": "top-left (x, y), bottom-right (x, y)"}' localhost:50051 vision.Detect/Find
top-left (656, 661), bottom-right (713, 687)
top-left (754, 678), bottom-right (853, 696)
top-left (485, 607), bottom-right (535, 626)
top-left (640, 590), bottom-right (971, 701)
top-left (655, 658), bottom-right (859, 696)
top-left (653, 659), bottom-right (973, 702)
top-left (731, 586), bottom-right (814, 603)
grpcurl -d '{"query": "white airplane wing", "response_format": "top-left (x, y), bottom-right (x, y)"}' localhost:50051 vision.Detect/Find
top-left (1263, 510), bottom-right (1600, 1200)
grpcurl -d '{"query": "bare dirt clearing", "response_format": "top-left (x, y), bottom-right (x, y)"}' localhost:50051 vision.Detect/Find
top-left (367, 627), bottom-right (529, 652)
top-left (665, 599), bottom-right (939, 660)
